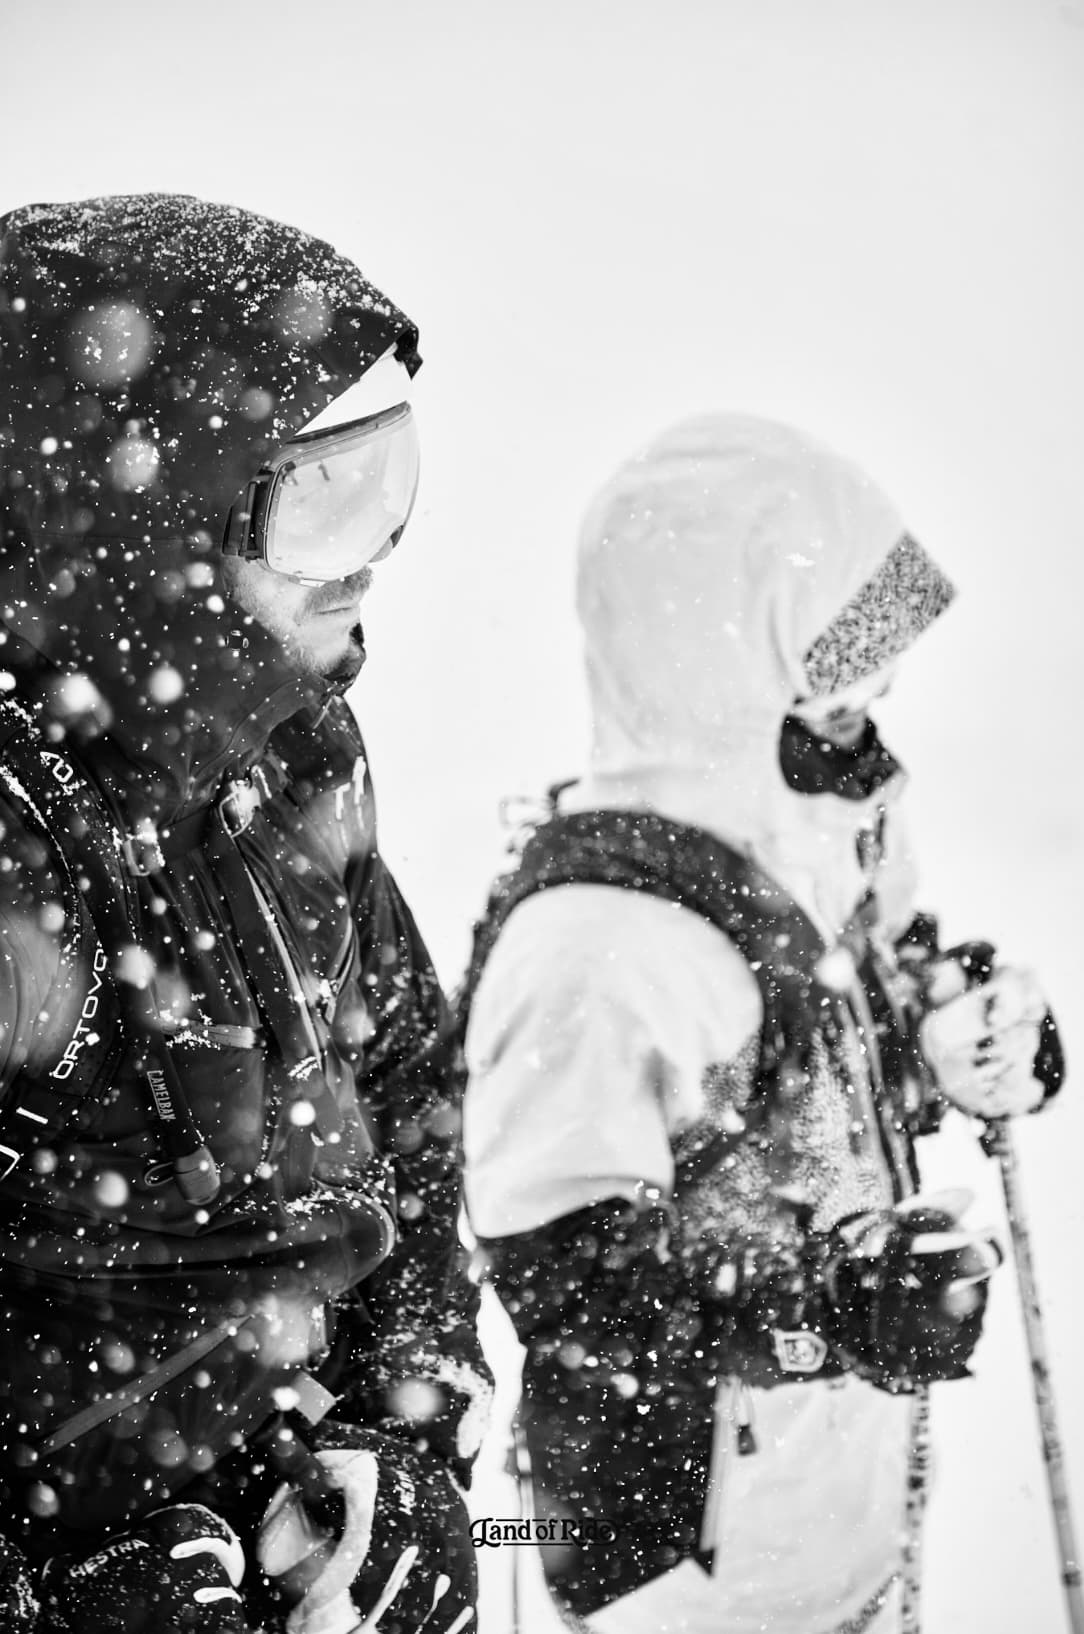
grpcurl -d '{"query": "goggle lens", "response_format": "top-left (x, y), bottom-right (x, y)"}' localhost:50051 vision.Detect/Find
top-left (251, 404), bottom-right (420, 583)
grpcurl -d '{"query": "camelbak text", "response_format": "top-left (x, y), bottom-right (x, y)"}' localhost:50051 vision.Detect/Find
top-left (145, 1068), bottom-right (175, 1122)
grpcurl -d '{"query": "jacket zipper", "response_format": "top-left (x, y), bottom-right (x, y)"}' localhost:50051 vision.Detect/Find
top-left (317, 920), bottom-right (356, 1025)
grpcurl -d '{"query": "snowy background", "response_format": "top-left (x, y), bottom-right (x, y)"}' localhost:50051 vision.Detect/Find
top-left (5, 1), bottom-right (1084, 1629)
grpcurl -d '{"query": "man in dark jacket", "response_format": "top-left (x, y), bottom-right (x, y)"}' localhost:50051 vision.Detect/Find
top-left (0, 194), bottom-right (490, 1633)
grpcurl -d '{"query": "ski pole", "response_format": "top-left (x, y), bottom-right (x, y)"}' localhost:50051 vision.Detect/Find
top-left (982, 1117), bottom-right (1084, 1634)
top-left (899, 1384), bottom-right (931, 1634)
top-left (510, 1418), bottom-right (534, 1634)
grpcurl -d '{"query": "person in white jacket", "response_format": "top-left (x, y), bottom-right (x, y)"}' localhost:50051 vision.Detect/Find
top-left (460, 414), bottom-right (1062, 1634)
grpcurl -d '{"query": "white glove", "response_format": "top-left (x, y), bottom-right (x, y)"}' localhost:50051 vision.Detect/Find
top-left (920, 965), bottom-right (1047, 1118)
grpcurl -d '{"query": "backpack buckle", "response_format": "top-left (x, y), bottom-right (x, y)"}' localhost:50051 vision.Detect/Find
top-left (219, 777), bottom-right (262, 838)
top-left (122, 825), bottom-right (166, 876)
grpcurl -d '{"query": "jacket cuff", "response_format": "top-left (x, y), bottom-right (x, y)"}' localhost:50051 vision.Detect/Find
top-left (341, 1329), bottom-right (493, 1487)
top-left (693, 1238), bottom-right (842, 1384)
top-left (480, 1197), bottom-right (691, 1371)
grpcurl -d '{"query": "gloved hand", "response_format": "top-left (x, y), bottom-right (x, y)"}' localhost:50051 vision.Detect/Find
top-left (0, 1531), bottom-right (38, 1630)
top-left (821, 1190), bottom-right (1002, 1392)
top-left (256, 1423), bottom-right (475, 1634)
top-left (920, 958), bottom-right (1052, 1118)
top-left (39, 1504), bottom-right (248, 1633)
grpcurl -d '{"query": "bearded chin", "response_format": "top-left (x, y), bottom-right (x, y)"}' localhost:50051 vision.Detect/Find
top-left (323, 622), bottom-right (367, 691)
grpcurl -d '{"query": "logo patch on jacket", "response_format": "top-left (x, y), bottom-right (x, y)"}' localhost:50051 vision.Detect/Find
top-left (773, 1330), bottom-right (829, 1373)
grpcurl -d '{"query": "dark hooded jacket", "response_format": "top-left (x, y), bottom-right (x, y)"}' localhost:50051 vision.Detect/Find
top-left (0, 195), bottom-right (487, 1538)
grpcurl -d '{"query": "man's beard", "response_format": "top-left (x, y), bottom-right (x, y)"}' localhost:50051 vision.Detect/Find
top-left (220, 558), bottom-right (371, 689)
top-left (269, 615), bottom-right (366, 691)
top-left (321, 621), bottom-right (367, 690)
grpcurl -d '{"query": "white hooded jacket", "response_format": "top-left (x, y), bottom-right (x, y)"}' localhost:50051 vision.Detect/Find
top-left (465, 413), bottom-right (951, 1239)
top-left (463, 415), bottom-right (957, 1634)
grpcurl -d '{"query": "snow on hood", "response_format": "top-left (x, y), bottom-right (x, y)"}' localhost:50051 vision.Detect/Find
top-left (0, 193), bottom-right (420, 822)
top-left (571, 413), bottom-right (955, 934)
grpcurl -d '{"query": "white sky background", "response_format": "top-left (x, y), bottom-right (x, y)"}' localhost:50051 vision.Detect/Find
top-left (5, 2), bottom-right (1084, 1629)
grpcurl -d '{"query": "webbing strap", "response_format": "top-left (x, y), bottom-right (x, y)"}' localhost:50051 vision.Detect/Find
top-left (204, 809), bottom-right (345, 1136)
top-left (36, 1318), bottom-right (244, 1457)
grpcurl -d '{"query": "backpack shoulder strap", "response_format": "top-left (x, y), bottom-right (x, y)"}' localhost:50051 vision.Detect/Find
top-left (463, 807), bottom-right (831, 1034)
top-left (0, 707), bottom-right (124, 1179)
top-left (0, 703), bottom-right (220, 1202)
top-left (459, 807), bottom-right (848, 1188)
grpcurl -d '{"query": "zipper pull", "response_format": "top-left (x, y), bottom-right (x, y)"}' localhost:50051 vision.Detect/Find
top-left (736, 1382), bottom-right (758, 1456)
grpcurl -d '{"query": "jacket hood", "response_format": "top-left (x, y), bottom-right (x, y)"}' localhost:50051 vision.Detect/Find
top-left (0, 192), bottom-right (420, 821)
top-left (570, 413), bottom-right (955, 935)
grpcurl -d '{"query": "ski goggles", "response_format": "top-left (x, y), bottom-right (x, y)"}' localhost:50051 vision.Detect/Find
top-left (223, 403), bottom-right (420, 584)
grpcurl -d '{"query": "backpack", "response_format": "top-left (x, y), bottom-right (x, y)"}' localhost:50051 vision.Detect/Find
top-left (458, 803), bottom-right (868, 1186)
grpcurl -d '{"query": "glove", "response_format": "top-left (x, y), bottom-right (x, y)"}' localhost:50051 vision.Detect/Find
top-left (256, 1423), bottom-right (475, 1634)
top-left (920, 958), bottom-right (1053, 1118)
top-left (326, 1308), bottom-right (494, 1489)
top-left (39, 1504), bottom-right (248, 1633)
top-left (0, 1532), bottom-right (38, 1630)
top-left (821, 1190), bottom-right (1002, 1392)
